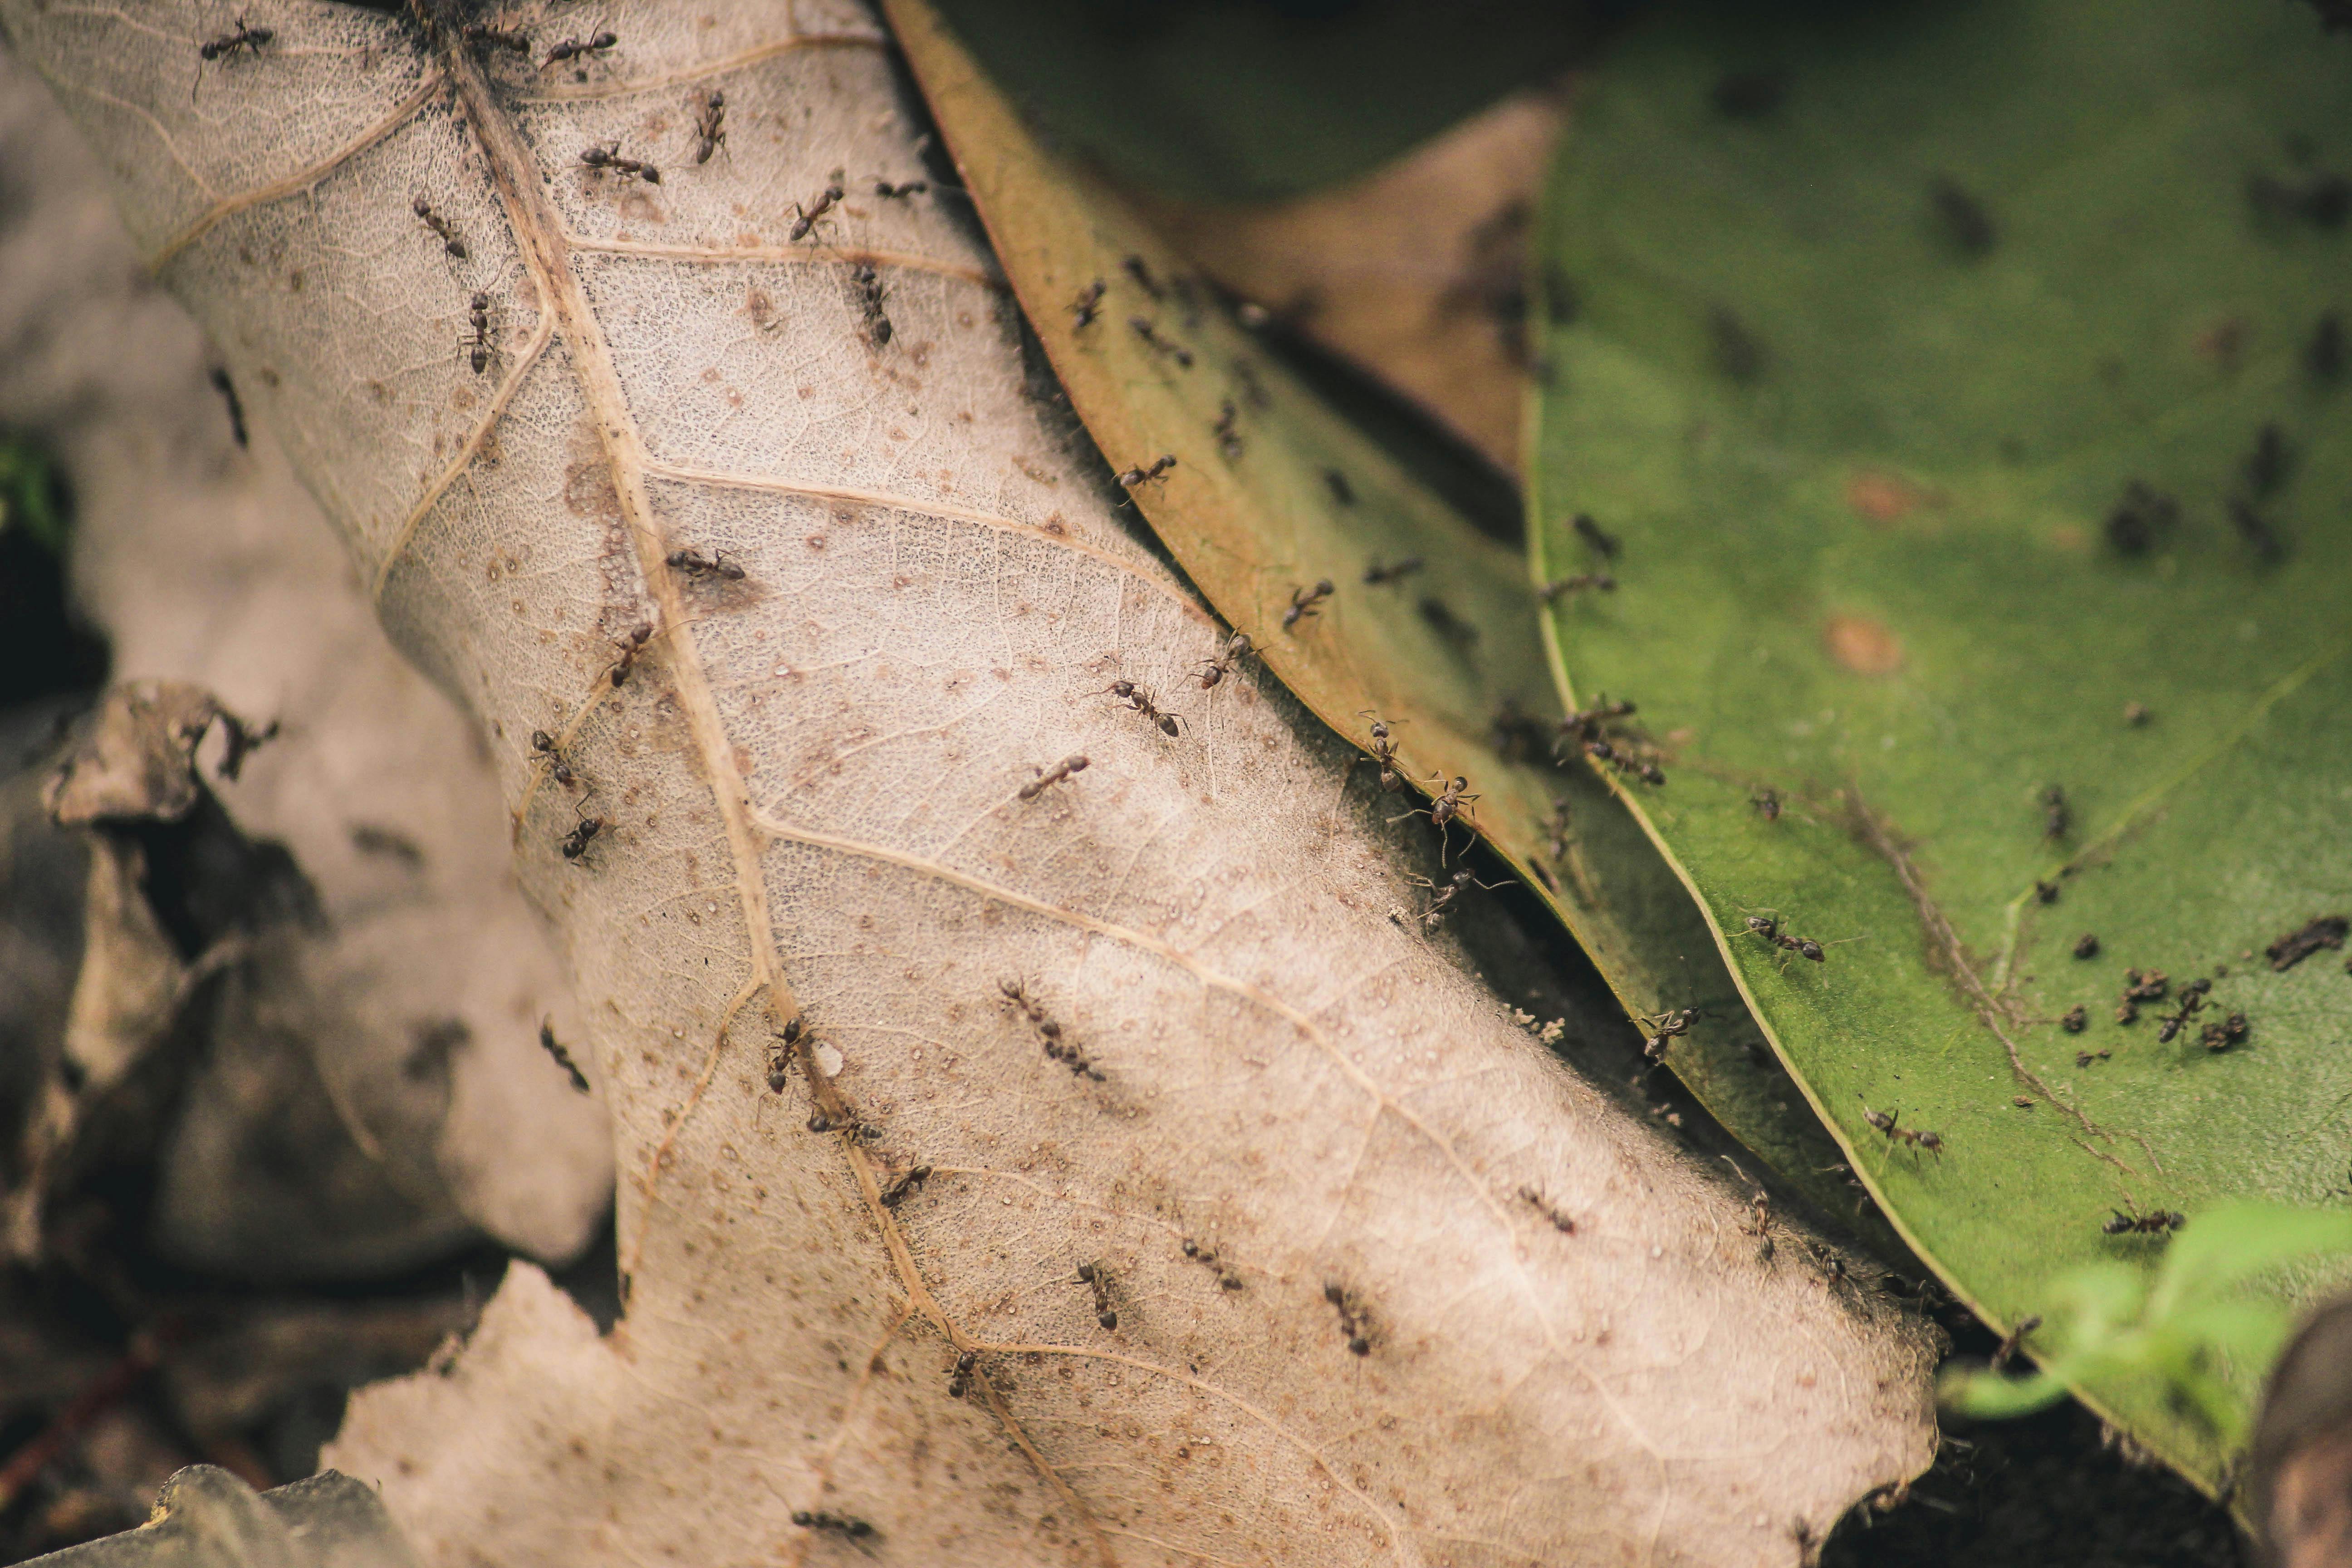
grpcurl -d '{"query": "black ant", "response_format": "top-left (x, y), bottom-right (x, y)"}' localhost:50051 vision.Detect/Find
top-left (872, 177), bottom-right (927, 199)
top-left (849, 263), bottom-right (891, 347)
top-left (1538, 571), bottom-right (1615, 601)
top-left (1181, 1237), bottom-right (1246, 1290)
top-left (1282, 579), bottom-right (1334, 628)
top-left (1070, 279), bottom-right (1106, 330)
top-left (1323, 1283), bottom-right (1372, 1356)
top-left (1582, 734), bottom-right (1665, 786)
top-left (2102, 1202), bottom-right (2185, 1237)
top-left (691, 90), bottom-right (726, 164)
top-left (765, 1016), bottom-right (801, 1094)
top-left (1127, 316), bottom-right (1193, 368)
top-left (580, 142), bottom-right (659, 184)
top-left (1571, 513), bottom-right (1622, 559)
top-left (1212, 399), bottom-right (1243, 460)
top-left (788, 171), bottom-right (846, 241)
top-left (2154, 978), bottom-right (2212, 1044)
top-left (1406, 868), bottom-right (1510, 930)
top-left (1721, 1157), bottom-right (1773, 1261)
top-left (946, 1349), bottom-right (978, 1398)
top-left (1121, 254), bottom-right (1163, 299)
top-left (1115, 454), bottom-right (1176, 490)
top-left (1543, 798), bottom-right (1571, 862)
top-left (1017, 754), bottom-right (1088, 800)
top-left (790, 1511), bottom-right (875, 1542)
top-left (412, 196), bottom-right (467, 259)
top-left (1743, 911), bottom-right (1829, 964)
top-left (542, 30), bottom-right (617, 69)
top-left (529, 729), bottom-right (576, 788)
top-left (1100, 679), bottom-right (1182, 737)
top-left (878, 1162), bottom-right (931, 1208)
top-left (1000, 978), bottom-right (1102, 1079)
top-left (538, 1018), bottom-right (590, 1093)
top-left (1075, 1263), bottom-right (1118, 1329)
top-left (459, 290), bottom-right (493, 374)
top-left (199, 15), bottom-right (273, 62)
top-left (1989, 1314), bottom-right (2042, 1371)
top-left (560, 804), bottom-right (606, 862)
top-left (1390, 774), bottom-right (1479, 856)
top-left (462, 21), bottom-right (531, 54)
top-left (1517, 1186), bottom-right (1577, 1236)
top-left (1857, 1097), bottom-right (1944, 1160)
top-left (1361, 714), bottom-right (1406, 793)
top-left (1192, 632), bottom-right (1253, 689)
top-left (1362, 556), bottom-right (1423, 586)
top-left (606, 621), bottom-right (652, 686)
top-left (666, 547), bottom-right (744, 581)
top-left (1638, 1007), bottom-right (1698, 1064)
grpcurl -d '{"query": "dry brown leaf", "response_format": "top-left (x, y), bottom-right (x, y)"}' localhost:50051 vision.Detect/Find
top-left (5, 1), bottom-right (1935, 1560)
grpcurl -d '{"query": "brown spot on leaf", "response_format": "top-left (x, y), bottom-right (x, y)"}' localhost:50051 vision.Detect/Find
top-left (1846, 470), bottom-right (1931, 525)
top-left (1824, 614), bottom-right (1903, 675)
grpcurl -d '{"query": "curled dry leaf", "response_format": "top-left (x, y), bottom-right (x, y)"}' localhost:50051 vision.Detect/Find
top-left (0, 47), bottom-right (611, 1278)
top-left (5, 1), bottom-right (1935, 1561)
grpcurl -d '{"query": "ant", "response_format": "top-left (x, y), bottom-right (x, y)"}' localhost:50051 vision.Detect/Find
top-left (1390, 774), bottom-right (1479, 857)
top-left (412, 196), bottom-right (466, 259)
top-left (1070, 279), bottom-right (1106, 330)
top-left (1517, 1185), bottom-right (1577, 1235)
top-left (765, 1016), bottom-right (802, 1093)
top-left (1000, 977), bottom-right (1102, 1079)
top-left (946, 1349), bottom-right (978, 1398)
top-left (1017, 754), bottom-right (1088, 800)
top-left (1282, 579), bottom-right (1334, 628)
top-left (2102, 1201), bottom-right (2185, 1237)
top-left (1212, 399), bottom-right (1243, 460)
top-left (1075, 1263), bottom-right (1118, 1329)
top-left (1115, 454), bottom-right (1176, 490)
top-left (1722, 1157), bottom-right (1774, 1260)
top-left (1572, 513), bottom-right (1622, 559)
top-left (666, 547), bottom-right (744, 581)
top-left (1192, 631), bottom-right (1253, 689)
top-left (1857, 1097), bottom-right (1944, 1160)
top-left (538, 1018), bottom-right (590, 1093)
top-left (200, 15), bottom-right (273, 61)
top-left (542, 30), bottom-right (617, 69)
top-left (1543, 798), bottom-right (1571, 862)
top-left (1181, 1237), bottom-right (1247, 1290)
top-left (872, 177), bottom-right (927, 199)
top-left (462, 21), bottom-right (531, 54)
top-left (1323, 1283), bottom-right (1372, 1356)
top-left (560, 803), bottom-right (606, 862)
top-left (1406, 868), bottom-right (1510, 930)
top-left (2041, 785), bottom-right (2068, 841)
top-left (1582, 734), bottom-right (1664, 786)
top-left (1744, 911), bottom-right (1828, 964)
top-left (1989, 1315), bottom-right (2043, 1371)
top-left (606, 621), bottom-right (652, 686)
top-left (1537, 571), bottom-right (1615, 601)
top-left (788, 171), bottom-right (846, 241)
top-left (790, 1512), bottom-right (875, 1542)
top-left (691, 90), bottom-right (726, 164)
top-left (1121, 254), bottom-right (1163, 300)
top-left (1362, 556), bottom-right (1423, 586)
top-left (580, 142), bottom-right (659, 184)
top-left (1752, 787), bottom-right (1781, 822)
top-left (1100, 679), bottom-right (1183, 737)
top-left (1638, 1007), bottom-right (1698, 1064)
top-left (529, 729), bottom-right (576, 789)
top-left (849, 263), bottom-right (891, 347)
top-left (458, 290), bottom-right (493, 374)
top-left (2154, 978), bottom-right (2212, 1044)
top-left (1127, 317), bottom-right (1193, 368)
top-left (1361, 714), bottom-right (1406, 793)
top-left (878, 1162), bottom-right (931, 1208)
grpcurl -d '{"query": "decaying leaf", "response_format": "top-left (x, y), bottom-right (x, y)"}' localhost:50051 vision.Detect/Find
top-left (0, 45), bottom-right (612, 1279)
top-left (29, 1465), bottom-right (421, 1568)
top-left (886, 0), bottom-right (1896, 1255)
top-left (7, 1), bottom-right (1936, 1560)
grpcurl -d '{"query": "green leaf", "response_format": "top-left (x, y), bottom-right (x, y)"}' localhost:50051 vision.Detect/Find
top-left (886, 0), bottom-right (1897, 1245)
top-left (924, 0), bottom-right (1602, 201)
top-left (1533, 0), bottom-right (2352, 1490)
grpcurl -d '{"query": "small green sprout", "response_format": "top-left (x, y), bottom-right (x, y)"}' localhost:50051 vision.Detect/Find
top-left (1940, 1203), bottom-right (2352, 1451)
